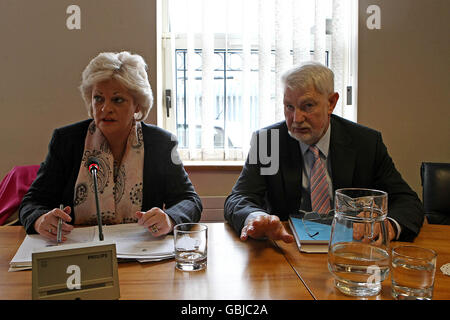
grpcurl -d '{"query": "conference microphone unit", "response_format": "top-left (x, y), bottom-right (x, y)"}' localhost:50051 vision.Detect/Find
top-left (87, 156), bottom-right (104, 241)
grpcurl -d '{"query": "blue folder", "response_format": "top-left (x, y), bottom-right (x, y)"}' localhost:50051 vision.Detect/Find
top-left (289, 216), bottom-right (331, 244)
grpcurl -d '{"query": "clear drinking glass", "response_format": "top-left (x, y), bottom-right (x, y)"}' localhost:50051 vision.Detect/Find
top-left (328, 188), bottom-right (390, 297)
top-left (391, 245), bottom-right (437, 300)
top-left (174, 223), bottom-right (208, 271)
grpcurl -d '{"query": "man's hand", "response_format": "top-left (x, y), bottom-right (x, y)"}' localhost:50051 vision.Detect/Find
top-left (240, 214), bottom-right (294, 243)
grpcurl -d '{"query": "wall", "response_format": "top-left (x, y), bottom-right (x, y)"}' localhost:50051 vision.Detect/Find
top-left (0, 0), bottom-right (157, 178)
top-left (358, 0), bottom-right (450, 197)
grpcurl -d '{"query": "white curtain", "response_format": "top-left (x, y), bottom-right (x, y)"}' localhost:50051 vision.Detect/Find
top-left (331, 0), bottom-right (346, 118)
top-left (167, 0), bottom-right (353, 161)
top-left (184, 0), bottom-right (197, 158)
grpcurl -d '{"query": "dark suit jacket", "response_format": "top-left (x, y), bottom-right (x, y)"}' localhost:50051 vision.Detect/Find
top-left (19, 119), bottom-right (202, 234)
top-left (224, 115), bottom-right (424, 242)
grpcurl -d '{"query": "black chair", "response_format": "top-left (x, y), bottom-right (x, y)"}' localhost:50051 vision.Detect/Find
top-left (421, 162), bottom-right (450, 225)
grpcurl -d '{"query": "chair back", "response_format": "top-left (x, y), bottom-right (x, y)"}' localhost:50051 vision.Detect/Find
top-left (421, 162), bottom-right (450, 225)
top-left (0, 165), bottom-right (40, 225)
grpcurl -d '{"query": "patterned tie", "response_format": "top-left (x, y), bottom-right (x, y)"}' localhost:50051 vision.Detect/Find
top-left (309, 145), bottom-right (331, 214)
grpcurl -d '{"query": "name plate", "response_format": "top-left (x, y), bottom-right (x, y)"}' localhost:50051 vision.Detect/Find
top-left (32, 241), bottom-right (120, 300)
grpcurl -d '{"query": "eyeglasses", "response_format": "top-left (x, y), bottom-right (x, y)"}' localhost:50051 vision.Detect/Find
top-left (299, 209), bottom-right (334, 239)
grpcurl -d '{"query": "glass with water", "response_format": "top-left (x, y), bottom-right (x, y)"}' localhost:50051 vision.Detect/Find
top-left (391, 245), bottom-right (437, 300)
top-left (174, 223), bottom-right (208, 271)
top-left (328, 188), bottom-right (390, 297)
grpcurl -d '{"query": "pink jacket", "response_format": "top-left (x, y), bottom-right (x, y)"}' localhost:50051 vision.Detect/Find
top-left (0, 165), bottom-right (39, 225)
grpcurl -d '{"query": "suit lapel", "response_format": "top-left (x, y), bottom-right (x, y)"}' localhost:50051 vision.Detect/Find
top-left (279, 122), bottom-right (302, 213)
top-left (329, 116), bottom-right (356, 192)
top-left (141, 123), bottom-right (157, 211)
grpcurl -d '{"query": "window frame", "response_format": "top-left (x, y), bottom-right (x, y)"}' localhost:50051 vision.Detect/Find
top-left (158, 0), bottom-right (359, 165)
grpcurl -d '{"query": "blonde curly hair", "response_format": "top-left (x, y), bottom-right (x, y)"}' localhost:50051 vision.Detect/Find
top-left (79, 51), bottom-right (153, 121)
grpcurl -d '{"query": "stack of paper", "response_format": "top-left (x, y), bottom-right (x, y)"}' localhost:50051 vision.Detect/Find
top-left (103, 223), bottom-right (174, 262)
top-left (9, 223), bottom-right (174, 271)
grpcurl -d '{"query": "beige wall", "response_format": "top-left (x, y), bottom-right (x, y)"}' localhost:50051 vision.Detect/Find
top-left (358, 0), bottom-right (450, 197)
top-left (185, 169), bottom-right (240, 197)
top-left (1, 0), bottom-right (449, 199)
top-left (0, 0), bottom-right (157, 178)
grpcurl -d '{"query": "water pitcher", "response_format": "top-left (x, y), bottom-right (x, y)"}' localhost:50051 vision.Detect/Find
top-left (328, 188), bottom-right (390, 296)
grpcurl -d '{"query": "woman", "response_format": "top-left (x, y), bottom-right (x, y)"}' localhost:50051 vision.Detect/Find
top-left (19, 51), bottom-right (202, 241)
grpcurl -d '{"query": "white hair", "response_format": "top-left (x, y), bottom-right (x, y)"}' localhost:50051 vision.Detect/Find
top-left (79, 51), bottom-right (153, 121)
top-left (281, 61), bottom-right (335, 95)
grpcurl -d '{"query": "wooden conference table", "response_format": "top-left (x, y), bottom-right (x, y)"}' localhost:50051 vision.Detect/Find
top-left (276, 221), bottom-right (450, 300)
top-left (0, 222), bottom-right (449, 300)
top-left (0, 223), bottom-right (311, 300)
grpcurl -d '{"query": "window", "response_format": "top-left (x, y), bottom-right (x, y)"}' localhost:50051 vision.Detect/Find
top-left (160, 0), bottom-right (358, 162)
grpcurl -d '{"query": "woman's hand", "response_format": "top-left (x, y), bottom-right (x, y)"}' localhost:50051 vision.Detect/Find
top-left (34, 206), bottom-right (74, 241)
top-left (136, 207), bottom-right (175, 237)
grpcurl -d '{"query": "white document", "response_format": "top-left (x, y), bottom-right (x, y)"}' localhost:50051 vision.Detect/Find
top-left (10, 227), bottom-right (95, 268)
top-left (100, 223), bottom-right (174, 257)
top-left (9, 223), bottom-right (174, 271)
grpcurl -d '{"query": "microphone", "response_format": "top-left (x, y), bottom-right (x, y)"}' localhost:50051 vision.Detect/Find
top-left (87, 156), bottom-right (104, 241)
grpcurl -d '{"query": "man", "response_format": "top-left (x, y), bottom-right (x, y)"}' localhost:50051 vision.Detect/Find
top-left (224, 62), bottom-right (424, 243)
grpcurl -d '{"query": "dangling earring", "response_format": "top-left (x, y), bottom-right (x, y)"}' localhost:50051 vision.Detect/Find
top-left (134, 106), bottom-right (140, 121)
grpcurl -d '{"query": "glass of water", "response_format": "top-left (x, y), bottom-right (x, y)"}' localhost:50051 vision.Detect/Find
top-left (174, 223), bottom-right (208, 271)
top-left (391, 245), bottom-right (437, 300)
top-left (328, 188), bottom-right (390, 297)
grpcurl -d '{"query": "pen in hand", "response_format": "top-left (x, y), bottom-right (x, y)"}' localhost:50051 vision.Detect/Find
top-left (57, 204), bottom-right (63, 244)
